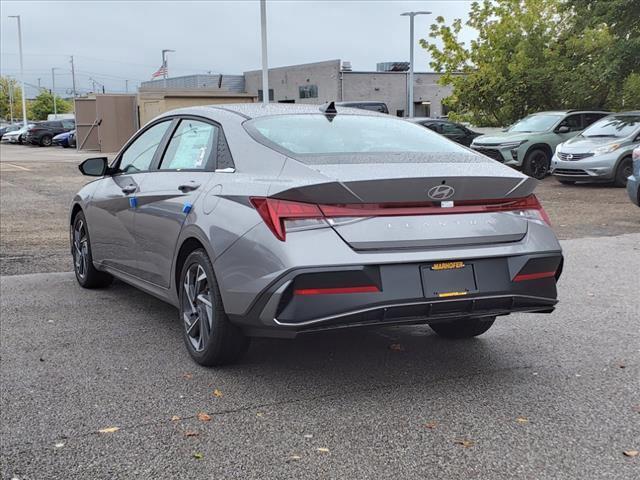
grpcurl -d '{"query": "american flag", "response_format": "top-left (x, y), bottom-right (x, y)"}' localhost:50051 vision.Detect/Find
top-left (151, 62), bottom-right (167, 79)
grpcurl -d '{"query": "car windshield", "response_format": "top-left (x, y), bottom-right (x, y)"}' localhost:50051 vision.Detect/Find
top-left (581, 115), bottom-right (640, 138)
top-left (247, 114), bottom-right (466, 155)
top-left (508, 114), bottom-right (564, 133)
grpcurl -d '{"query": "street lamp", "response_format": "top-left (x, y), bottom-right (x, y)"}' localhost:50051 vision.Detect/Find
top-left (8, 15), bottom-right (28, 127)
top-left (51, 67), bottom-right (58, 118)
top-left (260, 0), bottom-right (269, 106)
top-left (162, 49), bottom-right (175, 88)
top-left (400, 11), bottom-right (431, 118)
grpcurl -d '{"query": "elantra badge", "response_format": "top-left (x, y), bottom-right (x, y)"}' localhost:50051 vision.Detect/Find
top-left (427, 184), bottom-right (455, 200)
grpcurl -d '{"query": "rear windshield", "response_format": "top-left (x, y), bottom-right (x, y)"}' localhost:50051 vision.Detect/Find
top-left (581, 115), bottom-right (640, 138)
top-left (246, 114), bottom-right (466, 155)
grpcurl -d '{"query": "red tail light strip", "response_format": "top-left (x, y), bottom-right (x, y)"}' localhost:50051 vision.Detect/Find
top-left (294, 285), bottom-right (380, 295)
top-left (251, 195), bottom-right (550, 241)
top-left (513, 271), bottom-right (556, 282)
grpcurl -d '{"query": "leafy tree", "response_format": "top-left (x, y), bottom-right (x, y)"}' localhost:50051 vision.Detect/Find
top-left (421, 0), bottom-right (640, 126)
top-left (27, 91), bottom-right (72, 121)
top-left (0, 76), bottom-right (23, 122)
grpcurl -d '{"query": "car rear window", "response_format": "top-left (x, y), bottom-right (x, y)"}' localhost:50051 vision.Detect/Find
top-left (246, 114), bottom-right (466, 156)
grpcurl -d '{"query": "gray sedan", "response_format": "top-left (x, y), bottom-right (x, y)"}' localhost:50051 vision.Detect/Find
top-left (70, 103), bottom-right (563, 366)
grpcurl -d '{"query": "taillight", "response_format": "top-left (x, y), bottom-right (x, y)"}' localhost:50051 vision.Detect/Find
top-left (250, 198), bottom-right (324, 241)
top-left (251, 194), bottom-right (551, 241)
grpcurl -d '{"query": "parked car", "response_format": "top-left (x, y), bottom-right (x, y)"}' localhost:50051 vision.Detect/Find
top-left (470, 110), bottom-right (610, 179)
top-left (68, 129), bottom-right (76, 148)
top-left (26, 119), bottom-right (75, 146)
top-left (0, 123), bottom-right (21, 140)
top-left (627, 146), bottom-right (640, 206)
top-left (53, 129), bottom-right (76, 148)
top-left (70, 103), bottom-right (563, 366)
top-left (551, 112), bottom-right (640, 186)
top-left (407, 118), bottom-right (482, 146)
top-left (1, 123), bottom-right (37, 144)
top-left (335, 101), bottom-right (389, 114)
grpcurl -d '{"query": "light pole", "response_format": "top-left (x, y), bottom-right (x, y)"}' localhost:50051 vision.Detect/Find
top-left (260, 0), bottom-right (269, 105)
top-left (51, 67), bottom-right (58, 117)
top-left (8, 77), bottom-right (15, 123)
top-left (8, 15), bottom-right (28, 127)
top-left (400, 11), bottom-right (431, 118)
top-left (162, 49), bottom-right (175, 88)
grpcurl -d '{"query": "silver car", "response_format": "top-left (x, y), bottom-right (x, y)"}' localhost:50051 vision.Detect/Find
top-left (70, 104), bottom-right (563, 366)
top-left (551, 112), bottom-right (640, 186)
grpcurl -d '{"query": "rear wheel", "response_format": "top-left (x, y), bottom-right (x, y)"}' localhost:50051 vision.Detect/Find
top-left (523, 149), bottom-right (550, 179)
top-left (40, 135), bottom-right (53, 147)
top-left (429, 316), bottom-right (496, 339)
top-left (614, 157), bottom-right (633, 187)
top-left (179, 249), bottom-right (250, 366)
top-left (71, 211), bottom-right (113, 288)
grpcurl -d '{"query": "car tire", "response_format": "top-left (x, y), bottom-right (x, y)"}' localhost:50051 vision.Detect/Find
top-left (40, 135), bottom-right (53, 147)
top-left (557, 179), bottom-right (576, 185)
top-left (523, 149), bottom-right (550, 179)
top-left (429, 316), bottom-right (496, 339)
top-left (614, 157), bottom-right (633, 188)
top-left (179, 249), bottom-right (250, 366)
top-left (17, 135), bottom-right (23, 145)
top-left (71, 211), bottom-right (113, 289)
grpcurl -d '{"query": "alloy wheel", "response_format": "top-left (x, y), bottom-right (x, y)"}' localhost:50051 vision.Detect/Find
top-left (72, 219), bottom-right (89, 280)
top-left (182, 264), bottom-right (214, 352)
top-left (529, 151), bottom-right (549, 179)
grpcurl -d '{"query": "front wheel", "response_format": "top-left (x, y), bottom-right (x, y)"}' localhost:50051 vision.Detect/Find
top-left (429, 316), bottom-right (496, 339)
top-left (71, 211), bottom-right (113, 288)
top-left (614, 157), bottom-right (633, 187)
top-left (180, 249), bottom-right (250, 366)
top-left (523, 149), bottom-right (550, 179)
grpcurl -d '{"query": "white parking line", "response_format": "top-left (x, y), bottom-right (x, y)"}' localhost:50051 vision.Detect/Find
top-left (1, 163), bottom-right (32, 171)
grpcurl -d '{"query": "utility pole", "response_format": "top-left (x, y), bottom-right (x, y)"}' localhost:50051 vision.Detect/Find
top-left (125, 79), bottom-right (128, 93)
top-left (400, 11), bottom-right (431, 118)
top-left (51, 67), bottom-right (58, 117)
top-left (260, 0), bottom-right (269, 105)
top-left (8, 15), bottom-right (28, 127)
top-left (161, 49), bottom-right (175, 89)
top-left (70, 55), bottom-right (77, 97)
top-left (37, 78), bottom-right (41, 89)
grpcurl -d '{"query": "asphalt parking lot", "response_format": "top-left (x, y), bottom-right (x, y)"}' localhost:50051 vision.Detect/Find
top-left (1, 143), bottom-right (639, 479)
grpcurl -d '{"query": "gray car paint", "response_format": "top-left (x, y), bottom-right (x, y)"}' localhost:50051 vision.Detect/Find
top-left (71, 104), bottom-right (562, 333)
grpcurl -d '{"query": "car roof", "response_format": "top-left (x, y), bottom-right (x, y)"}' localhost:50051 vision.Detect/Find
top-left (179, 103), bottom-right (389, 120)
top-left (532, 110), bottom-right (612, 115)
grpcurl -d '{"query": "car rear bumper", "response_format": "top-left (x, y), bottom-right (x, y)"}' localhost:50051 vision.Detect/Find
top-left (224, 248), bottom-right (562, 338)
top-left (550, 152), bottom-right (617, 180)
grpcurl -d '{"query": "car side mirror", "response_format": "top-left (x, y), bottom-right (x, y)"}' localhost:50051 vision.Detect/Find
top-left (556, 125), bottom-right (570, 134)
top-left (79, 157), bottom-right (109, 177)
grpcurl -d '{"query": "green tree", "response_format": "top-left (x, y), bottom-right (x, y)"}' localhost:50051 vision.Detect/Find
top-left (0, 76), bottom-right (23, 122)
top-left (27, 91), bottom-right (72, 121)
top-left (421, 0), bottom-right (640, 126)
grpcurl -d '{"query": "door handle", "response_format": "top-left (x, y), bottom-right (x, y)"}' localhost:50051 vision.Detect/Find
top-left (121, 185), bottom-right (137, 194)
top-left (178, 182), bottom-right (201, 193)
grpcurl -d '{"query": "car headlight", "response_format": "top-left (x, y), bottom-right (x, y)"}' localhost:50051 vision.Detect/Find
top-left (593, 144), bottom-right (621, 155)
top-left (498, 140), bottom-right (527, 149)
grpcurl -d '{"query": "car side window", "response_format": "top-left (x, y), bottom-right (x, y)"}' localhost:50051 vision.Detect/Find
top-left (559, 114), bottom-right (583, 132)
top-left (583, 113), bottom-right (607, 128)
top-left (119, 121), bottom-right (172, 174)
top-left (160, 119), bottom-right (218, 170)
top-left (422, 122), bottom-right (440, 133)
top-left (62, 119), bottom-right (75, 129)
top-left (441, 123), bottom-right (466, 135)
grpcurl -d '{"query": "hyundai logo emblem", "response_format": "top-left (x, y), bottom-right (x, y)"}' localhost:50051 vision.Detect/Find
top-left (427, 184), bottom-right (455, 200)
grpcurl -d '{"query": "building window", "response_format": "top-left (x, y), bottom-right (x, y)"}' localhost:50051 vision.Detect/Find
top-left (299, 85), bottom-right (318, 99)
top-left (258, 89), bottom-right (274, 102)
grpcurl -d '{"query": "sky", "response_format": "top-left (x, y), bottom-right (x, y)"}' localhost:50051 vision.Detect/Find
top-left (0, 0), bottom-right (475, 98)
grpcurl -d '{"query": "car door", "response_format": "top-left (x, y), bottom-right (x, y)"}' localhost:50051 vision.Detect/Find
top-left (133, 117), bottom-right (228, 288)
top-left (87, 119), bottom-right (174, 277)
top-left (555, 113), bottom-right (584, 142)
